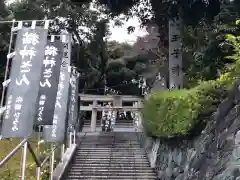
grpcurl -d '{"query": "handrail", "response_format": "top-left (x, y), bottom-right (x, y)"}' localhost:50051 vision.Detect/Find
top-left (0, 138), bottom-right (28, 167)
top-left (41, 144), bottom-right (60, 167)
top-left (0, 138), bottom-right (61, 168)
top-left (0, 136), bottom-right (65, 180)
top-left (41, 145), bottom-right (60, 167)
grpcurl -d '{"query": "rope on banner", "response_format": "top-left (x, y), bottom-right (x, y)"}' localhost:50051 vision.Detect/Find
top-left (2, 79), bottom-right (11, 87)
top-left (7, 52), bottom-right (16, 59)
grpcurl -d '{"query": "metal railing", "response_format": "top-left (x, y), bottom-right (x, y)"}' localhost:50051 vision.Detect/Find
top-left (0, 130), bottom-right (76, 180)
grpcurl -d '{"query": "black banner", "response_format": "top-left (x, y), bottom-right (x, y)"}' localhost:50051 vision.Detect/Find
top-left (35, 38), bottom-right (63, 125)
top-left (68, 68), bottom-right (79, 128)
top-left (43, 33), bottom-right (71, 142)
top-left (1, 27), bottom-right (48, 138)
top-left (43, 67), bottom-right (71, 142)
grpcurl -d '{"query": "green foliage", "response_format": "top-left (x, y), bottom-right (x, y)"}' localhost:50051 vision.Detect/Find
top-left (0, 135), bottom-right (62, 180)
top-left (143, 89), bottom-right (201, 137)
top-left (183, 1), bottom-right (240, 87)
top-left (142, 26), bottom-right (240, 138)
top-left (9, 0), bottom-right (45, 20)
top-left (142, 79), bottom-right (229, 138)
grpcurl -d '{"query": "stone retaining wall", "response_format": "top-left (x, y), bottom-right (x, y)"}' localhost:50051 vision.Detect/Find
top-left (143, 83), bottom-right (240, 180)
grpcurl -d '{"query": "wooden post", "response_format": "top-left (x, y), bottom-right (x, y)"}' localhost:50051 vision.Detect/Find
top-left (91, 101), bottom-right (97, 132)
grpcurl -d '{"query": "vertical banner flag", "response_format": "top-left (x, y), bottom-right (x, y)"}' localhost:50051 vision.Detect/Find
top-left (35, 37), bottom-right (63, 125)
top-left (168, 17), bottom-right (183, 89)
top-left (43, 33), bottom-right (72, 142)
top-left (1, 27), bottom-right (48, 138)
top-left (68, 68), bottom-right (80, 128)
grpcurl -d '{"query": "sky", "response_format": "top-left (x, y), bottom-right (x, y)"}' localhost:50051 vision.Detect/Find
top-left (108, 17), bottom-right (148, 44)
top-left (6, 0), bottom-right (148, 44)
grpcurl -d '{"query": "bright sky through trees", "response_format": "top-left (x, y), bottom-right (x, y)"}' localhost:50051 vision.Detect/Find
top-left (6, 0), bottom-right (147, 45)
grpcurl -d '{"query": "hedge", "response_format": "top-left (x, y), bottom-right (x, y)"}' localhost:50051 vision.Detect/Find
top-left (142, 33), bottom-right (240, 138)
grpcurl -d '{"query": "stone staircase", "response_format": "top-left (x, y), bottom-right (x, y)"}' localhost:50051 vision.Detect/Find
top-left (62, 132), bottom-right (157, 179)
top-left (82, 118), bottom-right (134, 132)
top-left (83, 119), bottom-right (101, 127)
top-left (83, 119), bottom-right (134, 127)
top-left (115, 119), bottom-right (134, 127)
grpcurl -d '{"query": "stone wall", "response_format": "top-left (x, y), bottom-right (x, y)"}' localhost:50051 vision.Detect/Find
top-left (145, 84), bottom-right (240, 180)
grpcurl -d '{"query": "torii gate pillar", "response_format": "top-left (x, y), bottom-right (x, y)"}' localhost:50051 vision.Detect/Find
top-left (90, 101), bottom-right (97, 132)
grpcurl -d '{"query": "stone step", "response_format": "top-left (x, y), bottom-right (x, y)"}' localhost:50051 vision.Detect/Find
top-left (70, 164), bottom-right (151, 168)
top-left (83, 120), bottom-right (134, 122)
top-left (78, 147), bottom-right (142, 149)
top-left (74, 158), bottom-right (149, 164)
top-left (80, 143), bottom-right (140, 145)
top-left (72, 158), bottom-right (150, 162)
top-left (77, 150), bottom-right (143, 152)
top-left (83, 123), bottom-right (134, 125)
top-left (69, 166), bottom-right (153, 170)
top-left (71, 164), bottom-right (151, 167)
top-left (75, 154), bottom-right (147, 157)
top-left (64, 175), bottom-right (157, 179)
top-left (65, 171), bottom-right (156, 176)
top-left (64, 178), bottom-right (156, 180)
top-left (76, 154), bottom-right (146, 157)
top-left (80, 142), bottom-right (140, 144)
top-left (62, 133), bottom-right (157, 180)
top-left (80, 141), bottom-right (140, 143)
top-left (77, 148), bottom-right (143, 150)
top-left (78, 146), bottom-right (142, 148)
top-left (79, 148), bottom-right (141, 150)
top-left (72, 160), bottom-right (149, 164)
top-left (80, 141), bottom-right (139, 143)
top-left (73, 155), bottom-right (148, 158)
top-left (67, 172), bottom-right (156, 177)
top-left (80, 144), bottom-right (139, 146)
top-left (68, 169), bottom-right (154, 173)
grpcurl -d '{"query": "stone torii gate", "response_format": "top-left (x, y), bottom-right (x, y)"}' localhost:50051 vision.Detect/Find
top-left (79, 94), bottom-right (143, 132)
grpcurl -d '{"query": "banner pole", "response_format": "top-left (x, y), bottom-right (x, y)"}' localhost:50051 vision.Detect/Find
top-left (60, 144), bottom-right (65, 162)
top-left (73, 130), bottom-right (76, 144)
top-left (49, 144), bottom-right (55, 180)
top-left (0, 20), bottom-right (15, 107)
top-left (20, 142), bottom-right (28, 180)
top-left (69, 131), bottom-right (72, 148)
top-left (36, 167), bottom-right (41, 180)
top-left (37, 126), bottom-right (41, 154)
top-left (0, 20), bottom-right (15, 138)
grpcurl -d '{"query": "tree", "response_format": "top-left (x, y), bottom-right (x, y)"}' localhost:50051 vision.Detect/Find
top-left (183, 0), bottom-right (240, 87)
top-left (5, 0), bottom-right (238, 94)
top-left (88, 0), bottom-right (240, 88)
top-left (0, 1), bottom-right (13, 88)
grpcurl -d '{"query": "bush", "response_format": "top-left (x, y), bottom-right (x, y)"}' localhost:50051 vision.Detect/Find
top-left (143, 89), bottom-right (200, 137)
top-left (142, 31), bottom-right (240, 138)
top-left (142, 78), bottom-right (232, 138)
